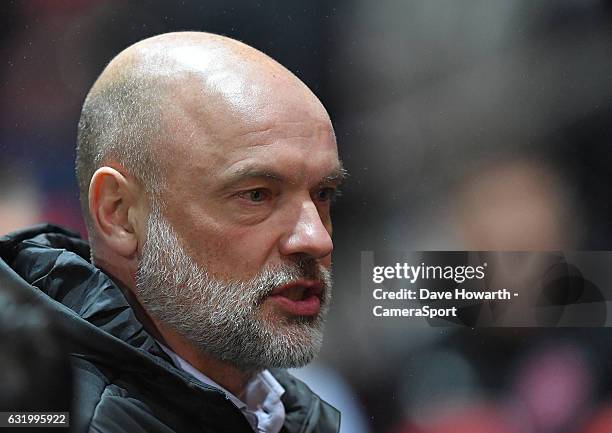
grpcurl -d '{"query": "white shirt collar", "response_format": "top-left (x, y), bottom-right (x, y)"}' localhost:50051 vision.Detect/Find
top-left (158, 343), bottom-right (286, 433)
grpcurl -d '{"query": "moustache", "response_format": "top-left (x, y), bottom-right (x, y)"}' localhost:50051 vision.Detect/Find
top-left (251, 259), bottom-right (331, 302)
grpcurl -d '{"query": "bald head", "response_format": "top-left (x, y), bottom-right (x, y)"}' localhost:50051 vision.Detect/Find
top-left (76, 32), bottom-right (330, 238)
top-left (75, 32), bottom-right (341, 379)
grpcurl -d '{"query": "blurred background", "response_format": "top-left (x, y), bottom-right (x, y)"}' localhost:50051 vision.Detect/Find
top-left (2, 0), bottom-right (612, 432)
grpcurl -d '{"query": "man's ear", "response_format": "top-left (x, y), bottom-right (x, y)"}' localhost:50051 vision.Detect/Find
top-left (88, 166), bottom-right (144, 258)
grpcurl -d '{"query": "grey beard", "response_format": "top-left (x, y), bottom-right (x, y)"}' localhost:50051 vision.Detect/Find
top-left (135, 207), bottom-right (332, 372)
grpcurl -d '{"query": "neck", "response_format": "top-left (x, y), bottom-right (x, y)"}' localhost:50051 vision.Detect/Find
top-left (155, 321), bottom-right (258, 397)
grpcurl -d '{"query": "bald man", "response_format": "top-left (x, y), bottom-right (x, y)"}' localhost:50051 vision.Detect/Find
top-left (0, 32), bottom-right (342, 433)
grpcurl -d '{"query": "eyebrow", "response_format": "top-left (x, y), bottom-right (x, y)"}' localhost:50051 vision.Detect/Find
top-left (319, 164), bottom-right (348, 185)
top-left (220, 161), bottom-right (348, 190)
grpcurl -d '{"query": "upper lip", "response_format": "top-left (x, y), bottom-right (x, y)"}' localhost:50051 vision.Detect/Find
top-left (271, 279), bottom-right (323, 297)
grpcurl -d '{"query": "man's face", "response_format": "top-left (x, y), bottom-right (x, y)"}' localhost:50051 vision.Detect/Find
top-left (135, 75), bottom-right (342, 370)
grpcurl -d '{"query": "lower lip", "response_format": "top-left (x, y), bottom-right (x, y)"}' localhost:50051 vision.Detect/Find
top-left (268, 294), bottom-right (321, 316)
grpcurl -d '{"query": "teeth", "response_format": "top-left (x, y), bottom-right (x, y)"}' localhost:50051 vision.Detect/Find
top-left (283, 286), bottom-right (305, 301)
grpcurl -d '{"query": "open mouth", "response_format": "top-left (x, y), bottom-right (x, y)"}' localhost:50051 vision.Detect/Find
top-left (268, 280), bottom-right (323, 316)
top-left (275, 283), bottom-right (322, 300)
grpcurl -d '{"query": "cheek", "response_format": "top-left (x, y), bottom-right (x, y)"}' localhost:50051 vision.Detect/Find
top-left (226, 225), bottom-right (280, 266)
top-left (190, 223), bottom-right (282, 279)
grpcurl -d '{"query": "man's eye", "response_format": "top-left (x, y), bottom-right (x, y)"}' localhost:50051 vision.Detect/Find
top-left (316, 187), bottom-right (338, 202)
top-left (241, 189), bottom-right (267, 202)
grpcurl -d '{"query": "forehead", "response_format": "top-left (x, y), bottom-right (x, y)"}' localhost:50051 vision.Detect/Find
top-left (193, 121), bottom-right (338, 188)
top-left (159, 74), bottom-right (339, 188)
top-left (158, 113), bottom-right (341, 195)
top-left (226, 122), bottom-right (339, 182)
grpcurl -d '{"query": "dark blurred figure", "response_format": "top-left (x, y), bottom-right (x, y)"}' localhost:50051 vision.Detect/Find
top-left (0, 285), bottom-right (72, 431)
top-left (389, 152), bottom-right (612, 433)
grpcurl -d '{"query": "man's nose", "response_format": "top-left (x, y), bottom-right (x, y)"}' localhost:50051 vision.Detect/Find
top-left (279, 201), bottom-right (333, 259)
